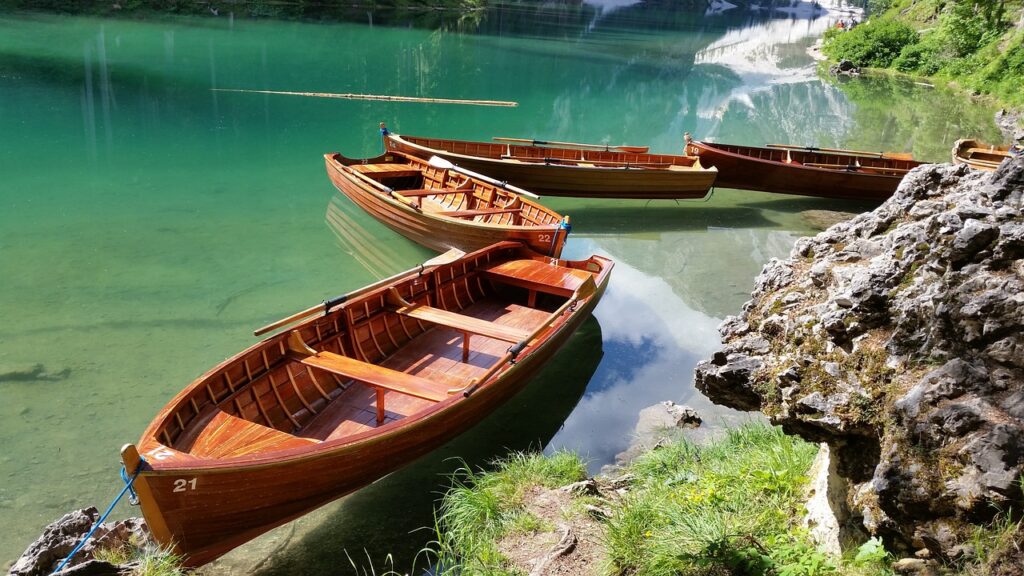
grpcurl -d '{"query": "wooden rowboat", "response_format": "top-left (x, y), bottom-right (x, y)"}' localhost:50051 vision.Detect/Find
top-left (685, 136), bottom-right (925, 200)
top-left (326, 150), bottom-right (570, 257)
top-left (952, 138), bottom-right (1014, 171)
top-left (120, 242), bottom-right (612, 566)
top-left (384, 132), bottom-right (717, 199)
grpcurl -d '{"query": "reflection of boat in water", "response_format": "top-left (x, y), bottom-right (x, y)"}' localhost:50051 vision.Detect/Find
top-left (240, 316), bottom-right (604, 574)
top-left (121, 243), bottom-right (612, 567)
top-left (325, 151), bottom-right (569, 257)
top-left (952, 138), bottom-right (1013, 172)
top-left (325, 194), bottom-right (412, 280)
top-left (686, 136), bottom-right (924, 200)
top-left (385, 132), bottom-right (718, 200)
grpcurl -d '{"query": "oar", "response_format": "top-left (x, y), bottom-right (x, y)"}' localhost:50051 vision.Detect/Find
top-left (493, 137), bottom-right (649, 154)
top-left (253, 248), bottom-right (466, 337)
top-left (211, 88), bottom-right (518, 108)
top-left (767, 143), bottom-right (915, 161)
top-left (427, 156), bottom-right (540, 199)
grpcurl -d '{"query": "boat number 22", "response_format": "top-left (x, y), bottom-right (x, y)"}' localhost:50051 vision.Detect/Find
top-left (538, 234), bottom-right (551, 243)
top-left (173, 478), bottom-right (197, 492)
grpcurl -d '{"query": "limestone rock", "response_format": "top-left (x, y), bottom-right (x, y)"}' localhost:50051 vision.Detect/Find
top-left (9, 509), bottom-right (147, 576)
top-left (694, 157), bottom-right (1024, 558)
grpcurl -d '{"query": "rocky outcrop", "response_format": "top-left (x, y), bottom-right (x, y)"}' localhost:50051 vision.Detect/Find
top-left (9, 509), bottom-right (147, 576)
top-left (995, 108), bottom-right (1024, 145)
top-left (829, 59), bottom-right (860, 76)
top-left (695, 157), bottom-right (1024, 558)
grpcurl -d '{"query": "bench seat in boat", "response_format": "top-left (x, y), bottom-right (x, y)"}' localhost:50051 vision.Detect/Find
top-left (186, 410), bottom-right (319, 459)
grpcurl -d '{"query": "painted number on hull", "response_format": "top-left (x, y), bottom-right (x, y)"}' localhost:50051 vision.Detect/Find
top-left (538, 234), bottom-right (552, 243)
top-left (173, 478), bottom-right (197, 493)
top-left (147, 448), bottom-right (174, 460)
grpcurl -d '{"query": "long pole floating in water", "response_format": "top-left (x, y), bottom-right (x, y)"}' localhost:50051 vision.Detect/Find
top-left (211, 88), bottom-right (518, 108)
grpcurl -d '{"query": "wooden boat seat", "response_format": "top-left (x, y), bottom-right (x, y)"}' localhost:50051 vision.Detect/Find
top-left (286, 331), bottom-right (449, 423)
top-left (481, 259), bottom-right (593, 307)
top-left (186, 410), bottom-right (319, 459)
top-left (351, 164), bottom-right (422, 180)
top-left (386, 289), bottom-right (530, 361)
top-left (437, 207), bottom-right (521, 219)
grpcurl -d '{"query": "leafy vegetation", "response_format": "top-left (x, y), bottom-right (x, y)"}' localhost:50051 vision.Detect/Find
top-left (432, 424), bottom-right (902, 576)
top-left (822, 0), bottom-right (1024, 106)
top-left (92, 538), bottom-right (186, 576)
top-left (431, 450), bottom-right (587, 575)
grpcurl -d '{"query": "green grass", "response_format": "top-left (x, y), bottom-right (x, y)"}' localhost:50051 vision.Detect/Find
top-left (430, 425), bottom-right (1024, 576)
top-left (432, 450), bottom-right (587, 575)
top-left (605, 425), bottom-right (825, 576)
top-left (92, 540), bottom-right (186, 576)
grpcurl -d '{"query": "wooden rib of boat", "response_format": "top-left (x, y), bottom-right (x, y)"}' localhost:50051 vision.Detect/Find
top-left (685, 137), bottom-right (926, 200)
top-left (326, 151), bottom-right (570, 257)
top-left (952, 138), bottom-right (1014, 171)
top-left (384, 132), bottom-right (717, 199)
top-left (120, 242), bottom-right (613, 567)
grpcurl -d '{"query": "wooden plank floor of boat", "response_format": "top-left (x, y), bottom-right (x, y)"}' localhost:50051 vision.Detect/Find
top-left (297, 299), bottom-right (550, 442)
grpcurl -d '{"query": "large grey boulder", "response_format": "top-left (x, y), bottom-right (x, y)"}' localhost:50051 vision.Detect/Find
top-left (695, 157), bottom-right (1024, 558)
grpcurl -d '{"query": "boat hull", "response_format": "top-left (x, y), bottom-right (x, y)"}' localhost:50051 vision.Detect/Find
top-left (123, 248), bottom-right (610, 566)
top-left (951, 138), bottom-right (1012, 172)
top-left (386, 135), bottom-right (717, 199)
top-left (325, 153), bottom-right (567, 257)
top-left (687, 140), bottom-right (921, 200)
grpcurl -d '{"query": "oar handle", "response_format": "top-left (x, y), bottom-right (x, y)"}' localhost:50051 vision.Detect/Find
top-left (254, 249), bottom-right (467, 337)
top-left (254, 301), bottom-right (328, 337)
top-left (492, 137), bottom-right (648, 154)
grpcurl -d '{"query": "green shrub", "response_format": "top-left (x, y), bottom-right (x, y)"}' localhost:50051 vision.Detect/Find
top-left (823, 20), bottom-right (919, 68)
top-left (893, 42), bottom-right (941, 74)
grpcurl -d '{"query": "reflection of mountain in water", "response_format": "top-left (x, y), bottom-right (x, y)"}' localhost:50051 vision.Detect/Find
top-left (206, 318), bottom-right (604, 576)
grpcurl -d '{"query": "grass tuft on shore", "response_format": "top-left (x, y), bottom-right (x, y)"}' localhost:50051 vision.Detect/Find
top-left (432, 450), bottom-right (586, 575)
top-left (92, 538), bottom-right (185, 576)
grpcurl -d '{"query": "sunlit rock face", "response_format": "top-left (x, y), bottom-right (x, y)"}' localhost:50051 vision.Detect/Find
top-left (695, 157), bottom-right (1024, 558)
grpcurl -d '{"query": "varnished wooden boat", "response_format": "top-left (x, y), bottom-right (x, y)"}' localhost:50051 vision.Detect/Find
top-left (952, 138), bottom-right (1014, 171)
top-left (384, 132), bottom-right (717, 199)
top-left (326, 150), bottom-right (570, 257)
top-left (120, 242), bottom-right (613, 566)
top-left (685, 137), bottom-right (925, 200)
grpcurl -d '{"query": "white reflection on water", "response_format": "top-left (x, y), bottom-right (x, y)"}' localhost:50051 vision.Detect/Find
top-left (547, 234), bottom-right (783, 470)
top-left (694, 0), bottom-right (864, 123)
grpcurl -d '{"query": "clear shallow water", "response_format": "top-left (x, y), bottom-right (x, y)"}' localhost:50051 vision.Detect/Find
top-left (0, 1), bottom-right (1002, 570)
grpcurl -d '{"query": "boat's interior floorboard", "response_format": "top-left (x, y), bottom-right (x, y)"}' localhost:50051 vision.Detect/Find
top-left (296, 299), bottom-right (550, 442)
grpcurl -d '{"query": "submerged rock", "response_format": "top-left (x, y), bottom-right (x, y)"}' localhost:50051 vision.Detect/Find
top-left (695, 157), bottom-right (1024, 558)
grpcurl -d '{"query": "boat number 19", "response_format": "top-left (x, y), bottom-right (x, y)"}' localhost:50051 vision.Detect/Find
top-left (173, 478), bottom-right (197, 492)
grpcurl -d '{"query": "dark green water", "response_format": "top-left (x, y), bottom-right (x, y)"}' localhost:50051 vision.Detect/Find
top-left (0, 1), bottom-right (1002, 571)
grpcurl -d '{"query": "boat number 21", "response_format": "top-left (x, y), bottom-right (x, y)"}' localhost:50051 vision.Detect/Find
top-left (173, 478), bottom-right (198, 492)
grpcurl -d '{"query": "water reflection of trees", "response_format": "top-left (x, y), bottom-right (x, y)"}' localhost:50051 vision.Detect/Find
top-left (822, 74), bottom-right (1003, 162)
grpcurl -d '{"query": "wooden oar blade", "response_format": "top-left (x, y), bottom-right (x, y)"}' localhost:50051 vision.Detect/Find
top-left (575, 276), bottom-right (598, 300)
top-left (423, 248), bottom-right (466, 267)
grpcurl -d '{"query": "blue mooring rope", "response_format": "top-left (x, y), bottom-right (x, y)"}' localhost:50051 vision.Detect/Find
top-left (51, 457), bottom-right (146, 575)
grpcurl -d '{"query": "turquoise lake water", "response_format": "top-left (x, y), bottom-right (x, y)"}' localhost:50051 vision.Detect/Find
top-left (0, 1), bottom-right (1003, 571)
